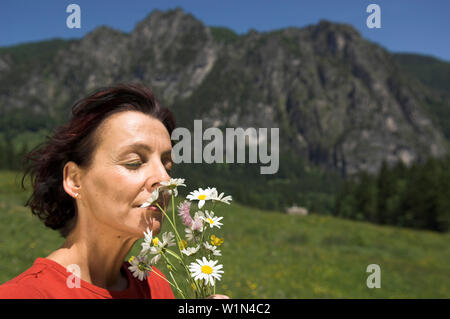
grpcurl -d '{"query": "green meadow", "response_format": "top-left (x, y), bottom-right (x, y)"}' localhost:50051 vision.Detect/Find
top-left (0, 170), bottom-right (449, 298)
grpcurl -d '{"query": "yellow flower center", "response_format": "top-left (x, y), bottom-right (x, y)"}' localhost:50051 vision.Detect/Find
top-left (201, 265), bottom-right (213, 275)
top-left (198, 194), bottom-right (207, 200)
top-left (207, 218), bottom-right (214, 224)
top-left (152, 238), bottom-right (159, 246)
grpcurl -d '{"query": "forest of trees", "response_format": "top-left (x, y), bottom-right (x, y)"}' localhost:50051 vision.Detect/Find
top-left (334, 157), bottom-right (450, 232)
top-left (0, 134), bottom-right (342, 216)
top-left (0, 136), bottom-right (29, 171)
top-left (1, 128), bottom-right (449, 233)
top-left (172, 150), bottom-right (343, 215)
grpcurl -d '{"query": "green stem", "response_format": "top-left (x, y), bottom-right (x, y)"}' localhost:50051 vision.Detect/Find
top-left (169, 271), bottom-right (182, 297)
top-left (156, 203), bottom-right (184, 249)
top-left (171, 194), bottom-right (176, 231)
top-left (161, 251), bottom-right (177, 272)
top-left (165, 248), bottom-right (183, 262)
top-left (156, 203), bottom-right (202, 297)
top-left (200, 223), bottom-right (207, 249)
top-left (166, 249), bottom-right (202, 296)
top-left (151, 267), bottom-right (186, 298)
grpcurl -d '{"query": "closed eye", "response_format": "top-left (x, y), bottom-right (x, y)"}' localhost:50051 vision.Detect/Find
top-left (125, 162), bottom-right (143, 169)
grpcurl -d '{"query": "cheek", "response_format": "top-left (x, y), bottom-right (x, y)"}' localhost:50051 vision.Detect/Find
top-left (81, 165), bottom-right (163, 236)
top-left (86, 167), bottom-right (142, 211)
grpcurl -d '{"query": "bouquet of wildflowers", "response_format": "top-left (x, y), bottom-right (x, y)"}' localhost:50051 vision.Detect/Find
top-left (128, 178), bottom-right (232, 298)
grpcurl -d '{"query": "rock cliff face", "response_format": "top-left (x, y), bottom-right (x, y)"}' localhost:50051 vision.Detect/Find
top-left (0, 8), bottom-right (448, 175)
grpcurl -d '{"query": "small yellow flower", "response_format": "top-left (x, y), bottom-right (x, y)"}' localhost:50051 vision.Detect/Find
top-left (210, 235), bottom-right (224, 246)
top-left (179, 239), bottom-right (188, 249)
top-left (246, 280), bottom-right (257, 290)
top-left (201, 211), bottom-right (223, 229)
top-left (128, 256), bottom-right (135, 263)
top-left (152, 237), bottom-right (159, 246)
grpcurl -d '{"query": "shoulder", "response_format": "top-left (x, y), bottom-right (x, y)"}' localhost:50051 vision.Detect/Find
top-left (0, 260), bottom-right (51, 299)
top-left (0, 282), bottom-right (46, 299)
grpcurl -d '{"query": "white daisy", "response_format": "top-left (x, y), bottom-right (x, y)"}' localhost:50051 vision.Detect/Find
top-left (160, 178), bottom-right (186, 197)
top-left (140, 227), bottom-right (153, 254)
top-left (147, 232), bottom-right (176, 264)
top-left (143, 227), bottom-right (153, 242)
top-left (150, 254), bottom-right (161, 265)
top-left (140, 188), bottom-right (160, 207)
top-left (211, 190), bottom-right (232, 205)
top-left (186, 188), bottom-right (214, 209)
top-left (128, 255), bottom-right (151, 281)
top-left (185, 227), bottom-right (196, 242)
top-left (205, 187), bottom-right (218, 195)
top-left (203, 242), bottom-right (222, 256)
top-left (161, 232), bottom-right (176, 248)
top-left (201, 210), bottom-right (223, 229)
top-left (151, 232), bottom-right (176, 251)
top-left (189, 257), bottom-right (224, 286)
top-left (181, 245), bottom-right (201, 256)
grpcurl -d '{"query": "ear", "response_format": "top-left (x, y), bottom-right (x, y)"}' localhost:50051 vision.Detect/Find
top-left (63, 161), bottom-right (82, 199)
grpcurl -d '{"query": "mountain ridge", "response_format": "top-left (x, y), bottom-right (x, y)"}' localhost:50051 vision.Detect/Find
top-left (0, 8), bottom-right (448, 177)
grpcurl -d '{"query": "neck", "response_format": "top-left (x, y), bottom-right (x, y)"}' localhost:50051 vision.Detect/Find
top-left (47, 219), bottom-right (138, 290)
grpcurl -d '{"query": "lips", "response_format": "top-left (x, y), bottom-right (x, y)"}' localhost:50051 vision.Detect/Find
top-left (143, 205), bottom-right (159, 211)
top-left (136, 200), bottom-right (165, 209)
top-left (136, 189), bottom-right (169, 209)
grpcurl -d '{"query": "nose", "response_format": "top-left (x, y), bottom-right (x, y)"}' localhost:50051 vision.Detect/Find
top-left (143, 157), bottom-right (171, 192)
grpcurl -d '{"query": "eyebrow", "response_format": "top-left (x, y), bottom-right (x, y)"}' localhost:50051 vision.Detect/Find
top-left (119, 143), bottom-right (172, 157)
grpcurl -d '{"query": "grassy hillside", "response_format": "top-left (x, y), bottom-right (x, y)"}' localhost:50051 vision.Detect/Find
top-left (0, 170), bottom-right (449, 298)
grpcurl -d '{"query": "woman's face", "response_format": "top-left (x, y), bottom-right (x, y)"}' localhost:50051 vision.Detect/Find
top-left (77, 110), bottom-right (173, 238)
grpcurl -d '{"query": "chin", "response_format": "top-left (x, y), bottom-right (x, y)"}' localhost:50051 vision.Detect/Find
top-left (136, 211), bottom-right (163, 236)
top-left (146, 219), bottom-right (162, 236)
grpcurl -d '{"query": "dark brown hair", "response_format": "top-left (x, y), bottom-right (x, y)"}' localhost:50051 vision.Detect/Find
top-left (22, 83), bottom-right (176, 237)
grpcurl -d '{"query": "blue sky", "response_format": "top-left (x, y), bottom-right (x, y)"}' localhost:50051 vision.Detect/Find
top-left (1, 0), bottom-right (449, 61)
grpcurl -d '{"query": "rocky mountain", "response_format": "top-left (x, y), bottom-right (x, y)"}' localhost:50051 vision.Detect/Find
top-left (0, 8), bottom-right (448, 176)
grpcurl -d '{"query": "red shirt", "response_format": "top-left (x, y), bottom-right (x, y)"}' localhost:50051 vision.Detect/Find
top-left (0, 258), bottom-right (174, 299)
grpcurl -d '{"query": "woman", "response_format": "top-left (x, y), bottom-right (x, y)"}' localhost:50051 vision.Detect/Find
top-left (0, 83), bottom-right (178, 298)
